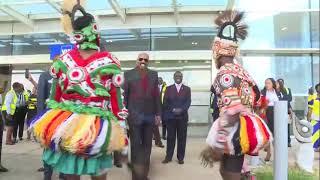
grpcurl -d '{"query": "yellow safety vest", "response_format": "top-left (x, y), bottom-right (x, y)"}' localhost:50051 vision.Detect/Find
top-left (160, 85), bottom-right (167, 104)
top-left (28, 96), bottom-right (37, 110)
top-left (1, 90), bottom-right (18, 115)
top-left (308, 94), bottom-right (317, 103)
top-left (311, 98), bottom-right (320, 121)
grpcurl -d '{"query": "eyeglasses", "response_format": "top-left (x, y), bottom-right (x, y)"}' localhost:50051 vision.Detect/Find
top-left (138, 58), bottom-right (149, 62)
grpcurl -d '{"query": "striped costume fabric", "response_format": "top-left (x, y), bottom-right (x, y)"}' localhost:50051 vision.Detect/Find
top-left (206, 113), bottom-right (272, 156)
top-left (30, 109), bottom-right (126, 156)
top-left (308, 96), bottom-right (319, 149)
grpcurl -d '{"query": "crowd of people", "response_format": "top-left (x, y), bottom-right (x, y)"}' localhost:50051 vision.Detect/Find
top-left (0, 2), bottom-right (318, 180)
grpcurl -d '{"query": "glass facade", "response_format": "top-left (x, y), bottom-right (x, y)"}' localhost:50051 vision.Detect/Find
top-left (0, 0), bottom-right (319, 125)
top-left (242, 55), bottom-right (313, 94)
top-left (0, 5), bottom-right (318, 55)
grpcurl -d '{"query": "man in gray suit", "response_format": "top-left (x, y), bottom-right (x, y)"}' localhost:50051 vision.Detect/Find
top-left (124, 53), bottom-right (161, 180)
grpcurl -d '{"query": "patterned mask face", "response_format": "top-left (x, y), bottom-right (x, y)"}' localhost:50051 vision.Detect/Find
top-left (73, 23), bottom-right (99, 50)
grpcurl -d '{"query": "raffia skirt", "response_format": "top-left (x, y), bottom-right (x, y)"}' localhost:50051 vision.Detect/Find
top-left (206, 113), bottom-right (272, 156)
top-left (29, 108), bottom-right (127, 175)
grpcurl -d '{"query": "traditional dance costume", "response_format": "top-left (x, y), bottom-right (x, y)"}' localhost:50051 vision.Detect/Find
top-left (29, 0), bottom-right (128, 176)
top-left (207, 63), bottom-right (272, 156)
top-left (204, 11), bottom-right (272, 164)
top-left (309, 95), bottom-right (320, 149)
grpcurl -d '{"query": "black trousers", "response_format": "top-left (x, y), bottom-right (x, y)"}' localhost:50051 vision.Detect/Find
top-left (129, 123), bottom-right (153, 180)
top-left (165, 117), bottom-right (188, 161)
top-left (13, 107), bottom-right (27, 140)
top-left (288, 124), bottom-right (291, 145)
top-left (162, 122), bottom-right (167, 138)
top-left (152, 125), bottom-right (162, 145)
top-left (266, 106), bottom-right (274, 134)
top-left (113, 151), bottom-right (122, 165)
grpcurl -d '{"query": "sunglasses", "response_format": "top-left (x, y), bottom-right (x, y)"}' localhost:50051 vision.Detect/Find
top-left (138, 58), bottom-right (149, 62)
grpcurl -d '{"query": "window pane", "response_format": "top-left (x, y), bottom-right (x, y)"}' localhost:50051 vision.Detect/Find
top-left (311, 11), bottom-right (320, 48)
top-left (242, 12), bottom-right (312, 49)
top-left (0, 35), bottom-right (12, 56)
top-left (236, 0), bottom-right (309, 11)
top-left (178, 0), bottom-right (227, 6)
top-left (101, 29), bottom-right (151, 52)
top-left (242, 55), bottom-right (312, 95)
top-left (118, 0), bottom-right (171, 8)
top-left (12, 33), bottom-right (69, 55)
top-left (14, 4), bottom-right (57, 14)
top-left (152, 27), bottom-right (215, 51)
top-left (312, 55), bottom-right (320, 86)
top-left (86, 0), bottom-right (112, 10)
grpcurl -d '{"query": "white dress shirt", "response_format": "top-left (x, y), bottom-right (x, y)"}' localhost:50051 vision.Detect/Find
top-left (4, 91), bottom-right (14, 114)
top-left (266, 89), bottom-right (279, 106)
top-left (17, 92), bottom-right (26, 107)
top-left (159, 84), bottom-right (163, 92)
top-left (175, 83), bottom-right (182, 93)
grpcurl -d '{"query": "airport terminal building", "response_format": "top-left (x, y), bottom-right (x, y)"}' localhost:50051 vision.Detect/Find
top-left (0, 0), bottom-right (319, 134)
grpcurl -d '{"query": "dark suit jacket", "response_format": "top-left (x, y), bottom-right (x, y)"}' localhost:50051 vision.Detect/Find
top-left (163, 84), bottom-right (191, 121)
top-left (124, 68), bottom-right (161, 125)
top-left (37, 71), bottom-right (52, 113)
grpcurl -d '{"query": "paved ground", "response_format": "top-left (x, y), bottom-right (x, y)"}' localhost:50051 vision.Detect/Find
top-left (1, 135), bottom-right (319, 180)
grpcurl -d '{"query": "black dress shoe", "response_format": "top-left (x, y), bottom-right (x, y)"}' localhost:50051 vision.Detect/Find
top-left (178, 160), bottom-right (184, 165)
top-left (114, 163), bottom-right (123, 168)
top-left (37, 167), bottom-right (45, 172)
top-left (162, 159), bottom-right (172, 164)
top-left (0, 165), bottom-right (8, 172)
top-left (156, 144), bottom-right (165, 148)
top-left (162, 137), bottom-right (167, 140)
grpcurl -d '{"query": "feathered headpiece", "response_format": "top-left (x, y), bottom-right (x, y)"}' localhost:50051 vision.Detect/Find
top-left (215, 11), bottom-right (248, 41)
top-left (212, 11), bottom-right (248, 61)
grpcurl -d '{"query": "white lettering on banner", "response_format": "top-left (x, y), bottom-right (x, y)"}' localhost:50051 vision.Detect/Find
top-left (61, 48), bottom-right (71, 54)
top-left (61, 45), bottom-right (74, 55)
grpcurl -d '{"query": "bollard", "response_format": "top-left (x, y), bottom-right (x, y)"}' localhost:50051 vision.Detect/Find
top-left (274, 101), bottom-right (288, 180)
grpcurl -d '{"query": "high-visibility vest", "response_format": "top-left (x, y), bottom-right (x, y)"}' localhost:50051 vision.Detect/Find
top-left (28, 95), bottom-right (37, 110)
top-left (1, 90), bottom-right (18, 115)
top-left (308, 94), bottom-right (317, 103)
top-left (160, 85), bottom-right (167, 104)
top-left (311, 98), bottom-right (320, 121)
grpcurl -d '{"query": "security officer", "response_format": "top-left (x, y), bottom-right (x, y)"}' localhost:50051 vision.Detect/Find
top-left (159, 78), bottom-right (167, 140)
top-left (12, 84), bottom-right (29, 142)
top-left (1, 82), bottom-right (23, 145)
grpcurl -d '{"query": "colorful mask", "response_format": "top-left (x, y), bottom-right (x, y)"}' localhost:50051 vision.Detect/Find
top-left (73, 22), bottom-right (100, 50)
top-left (61, 0), bottom-right (100, 50)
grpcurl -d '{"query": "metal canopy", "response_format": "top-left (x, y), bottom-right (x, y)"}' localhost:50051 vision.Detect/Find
top-left (0, 5), bottom-right (34, 27)
top-left (108, 0), bottom-right (126, 23)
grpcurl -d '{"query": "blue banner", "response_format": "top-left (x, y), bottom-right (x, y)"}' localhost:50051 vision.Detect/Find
top-left (49, 44), bottom-right (74, 60)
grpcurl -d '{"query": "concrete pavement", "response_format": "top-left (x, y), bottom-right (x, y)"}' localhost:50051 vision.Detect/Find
top-left (1, 136), bottom-right (319, 180)
top-left (0, 137), bottom-right (222, 180)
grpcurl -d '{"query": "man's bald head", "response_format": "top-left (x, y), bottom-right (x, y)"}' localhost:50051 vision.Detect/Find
top-left (136, 52), bottom-right (150, 70)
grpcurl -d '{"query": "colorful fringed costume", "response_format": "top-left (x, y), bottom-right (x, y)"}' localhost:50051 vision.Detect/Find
top-left (207, 63), bottom-right (272, 156)
top-left (29, 0), bottom-right (128, 176)
top-left (205, 11), bottom-right (272, 157)
top-left (308, 95), bottom-right (320, 149)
